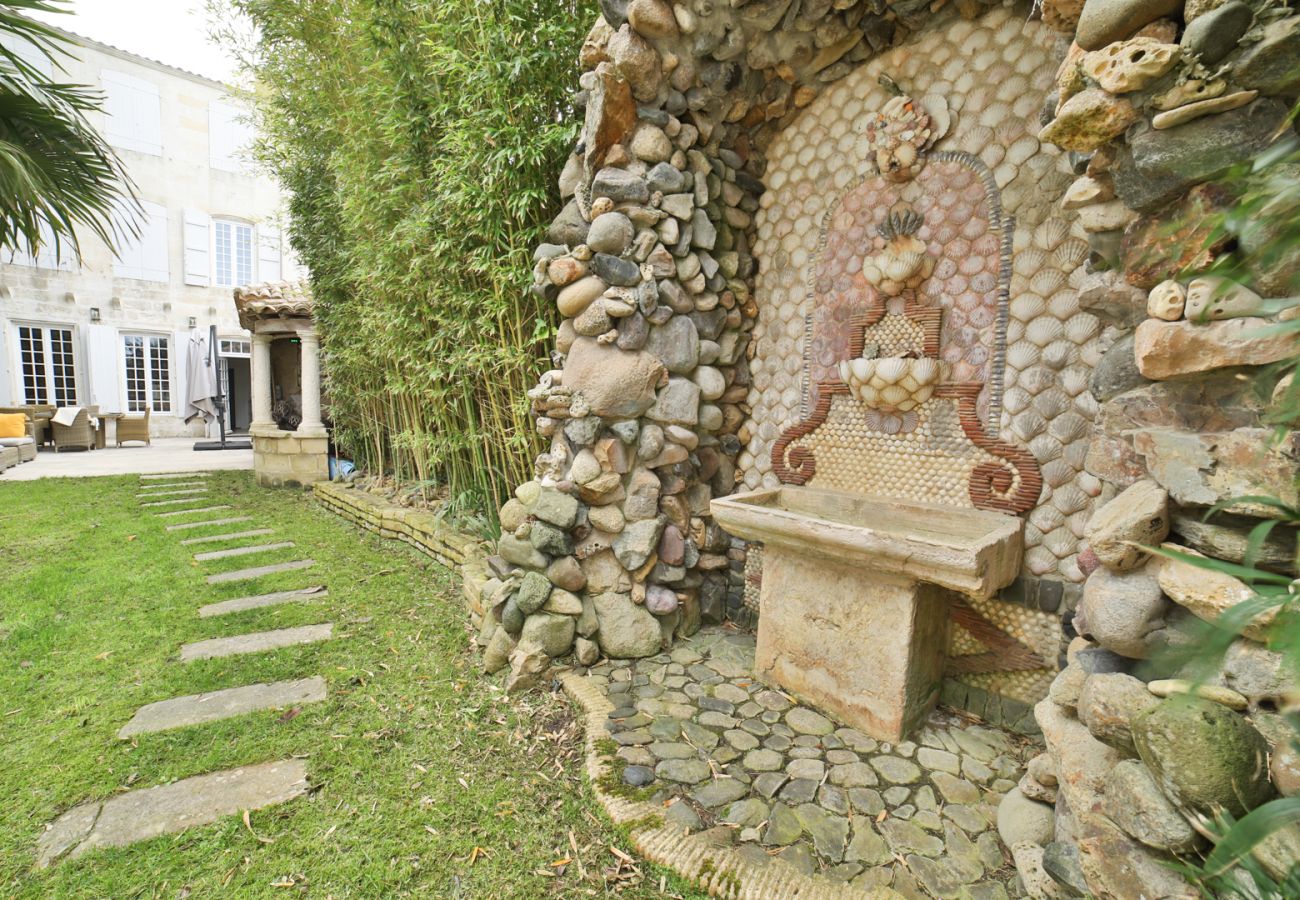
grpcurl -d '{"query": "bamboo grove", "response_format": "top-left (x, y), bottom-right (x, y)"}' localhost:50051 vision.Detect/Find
top-left (223, 0), bottom-right (595, 521)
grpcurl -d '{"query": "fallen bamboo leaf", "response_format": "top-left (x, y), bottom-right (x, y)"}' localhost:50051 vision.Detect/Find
top-left (277, 707), bottom-right (301, 724)
top-left (243, 809), bottom-right (273, 844)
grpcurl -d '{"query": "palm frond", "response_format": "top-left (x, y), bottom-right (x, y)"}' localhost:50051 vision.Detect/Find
top-left (0, 2), bottom-right (137, 261)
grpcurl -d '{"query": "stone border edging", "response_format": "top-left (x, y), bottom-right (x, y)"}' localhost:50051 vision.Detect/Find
top-left (559, 672), bottom-right (900, 900)
top-left (313, 482), bottom-right (485, 570)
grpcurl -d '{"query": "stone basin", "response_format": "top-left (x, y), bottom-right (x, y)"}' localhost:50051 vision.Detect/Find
top-left (711, 485), bottom-right (1025, 740)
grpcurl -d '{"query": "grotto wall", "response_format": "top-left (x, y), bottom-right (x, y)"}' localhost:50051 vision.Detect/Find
top-left (466, 0), bottom-right (1300, 892)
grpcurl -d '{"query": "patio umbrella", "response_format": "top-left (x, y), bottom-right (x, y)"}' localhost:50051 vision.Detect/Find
top-left (184, 328), bottom-right (219, 425)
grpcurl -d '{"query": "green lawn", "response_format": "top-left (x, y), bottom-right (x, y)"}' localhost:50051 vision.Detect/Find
top-left (0, 472), bottom-right (702, 898)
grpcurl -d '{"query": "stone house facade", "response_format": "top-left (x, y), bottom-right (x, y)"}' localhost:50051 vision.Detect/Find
top-left (0, 26), bottom-right (298, 437)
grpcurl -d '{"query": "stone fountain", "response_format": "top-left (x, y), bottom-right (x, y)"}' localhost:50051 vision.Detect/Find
top-left (713, 94), bottom-right (1042, 741)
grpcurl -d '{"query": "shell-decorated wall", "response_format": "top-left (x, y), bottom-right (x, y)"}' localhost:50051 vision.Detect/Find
top-left (740, 8), bottom-right (1104, 591)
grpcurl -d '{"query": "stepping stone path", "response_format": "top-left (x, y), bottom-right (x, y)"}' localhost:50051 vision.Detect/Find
top-left (140, 472), bottom-right (213, 479)
top-left (167, 516), bottom-right (253, 532)
top-left (179, 623), bottom-right (333, 661)
top-left (193, 541), bottom-right (296, 562)
top-left (118, 676), bottom-right (327, 737)
top-left (180, 528), bottom-right (276, 546)
top-left (136, 487), bottom-right (208, 498)
top-left (585, 627), bottom-right (1035, 896)
top-left (199, 587), bottom-right (328, 618)
top-left (36, 760), bottom-right (309, 867)
top-left (156, 505), bottom-right (232, 518)
top-left (207, 559), bottom-right (315, 584)
top-left (35, 473), bottom-right (340, 867)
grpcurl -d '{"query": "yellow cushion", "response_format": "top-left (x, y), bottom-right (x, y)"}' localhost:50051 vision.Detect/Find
top-left (0, 413), bottom-right (26, 439)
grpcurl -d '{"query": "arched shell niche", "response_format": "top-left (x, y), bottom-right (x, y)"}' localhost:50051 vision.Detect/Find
top-left (738, 8), bottom-right (1099, 704)
top-left (740, 7), bottom-right (1102, 585)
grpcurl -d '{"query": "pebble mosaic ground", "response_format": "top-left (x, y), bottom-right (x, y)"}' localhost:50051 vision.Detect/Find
top-left (585, 627), bottom-right (1038, 898)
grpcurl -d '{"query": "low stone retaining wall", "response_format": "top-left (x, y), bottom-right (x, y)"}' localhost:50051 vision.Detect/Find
top-left (312, 483), bottom-right (489, 621)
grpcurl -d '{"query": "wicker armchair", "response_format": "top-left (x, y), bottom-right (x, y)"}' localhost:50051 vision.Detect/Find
top-left (117, 409), bottom-right (151, 446)
top-left (52, 409), bottom-right (94, 452)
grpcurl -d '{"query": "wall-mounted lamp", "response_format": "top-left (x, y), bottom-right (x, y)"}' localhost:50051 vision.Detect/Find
top-left (188, 316), bottom-right (198, 328)
top-left (89, 307), bottom-right (101, 322)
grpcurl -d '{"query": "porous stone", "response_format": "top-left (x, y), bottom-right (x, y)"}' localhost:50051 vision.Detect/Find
top-left (1039, 89), bottom-right (1138, 151)
top-left (1183, 276), bottom-right (1266, 322)
top-left (1084, 480), bottom-right (1169, 572)
top-left (1132, 697), bottom-right (1275, 816)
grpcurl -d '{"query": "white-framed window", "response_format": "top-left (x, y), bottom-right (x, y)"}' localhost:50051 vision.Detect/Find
top-left (213, 219), bottom-right (254, 287)
top-left (209, 98), bottom-right (253, 173)
top-left (101, 69), bottom-right (162, 156)
top-left (17, 324), bottom-right (77, 405)
top-left (122, 334), bottom-right (171, 413)
top-left (110, 198), bottom-right (169, 282)
top-left (219, 337), bottom-right (251, 356)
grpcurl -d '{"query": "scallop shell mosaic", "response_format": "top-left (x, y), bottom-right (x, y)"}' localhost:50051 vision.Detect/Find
top-left (740, 7), bottom-right (1102, 585)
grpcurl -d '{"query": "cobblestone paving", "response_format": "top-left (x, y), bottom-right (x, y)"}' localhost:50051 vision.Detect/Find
top-left (584, 627), bottom-right (1037, 898)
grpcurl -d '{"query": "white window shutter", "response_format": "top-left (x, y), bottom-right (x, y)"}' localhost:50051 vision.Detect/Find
top-left (258, 226), bottom-right (282, 283)
top-left (141, 202), bottom-right (169, 283)
top-left (102, 69), bottom-right (161, 156)
top-left (84, 324), bottom-right (122, 413)
top-left (184, 210), bottom-right (210, 286)
top-left (0, 322), bottom-right (12, 406)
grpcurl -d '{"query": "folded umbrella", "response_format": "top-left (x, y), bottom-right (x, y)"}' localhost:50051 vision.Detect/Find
top-left (184, 329), bottom-right (219, 425)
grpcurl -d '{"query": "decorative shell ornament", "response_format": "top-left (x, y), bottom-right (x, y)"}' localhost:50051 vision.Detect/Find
top-left (838, 356), bottom-right (946, 413)
top-left (859, 94), bottom-right (951, 182)
top-left (862, 207), bottom-right (934, 296)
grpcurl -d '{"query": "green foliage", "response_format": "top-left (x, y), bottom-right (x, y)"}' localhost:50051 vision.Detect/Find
top-left (1192, 112), bottom-right (1300, 427)
top-left (1140, 100), bottom-right (1300, 895)
top-left (0, 0), bottom-right (136, 260)
top-left (220, 0), bottom-right (595, 515)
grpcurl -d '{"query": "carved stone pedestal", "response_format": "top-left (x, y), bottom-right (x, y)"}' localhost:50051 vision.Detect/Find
top-left (756, 551), bottom-right (950, 740)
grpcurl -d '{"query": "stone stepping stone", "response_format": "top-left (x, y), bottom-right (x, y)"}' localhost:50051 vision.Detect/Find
top-left (140, 472), bottom-right (211, 480)
top-left (194, 541), bottom-right (295, 562)
top-left (156, 505), bottom-right (233, 519)
top-left (137, 480), bottom-right (207, 489)
top-left (179, 623), bottom-right (333, 661)
top-left (207, 559), bottom-right (314, 584)
top-left (166, 516), bottom-right (252, 532)
top-left (137, 487), bottom-right (208, 498)
top-left (142, 497), bottom-right (214, 508)
top-left (36, 759), bottom-right (308, 868)
top-left (199, 587), bottom-right (328, 618)
top-left (118, 676), bottom-right (326, 737)
top-left (180, 529), bottom-right (275, 546)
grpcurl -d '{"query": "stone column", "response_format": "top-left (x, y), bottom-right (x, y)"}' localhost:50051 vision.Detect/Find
top-left (250, 331), bottom-right (274, 430)
top-left (298, 329), bottom-right (324, 433)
